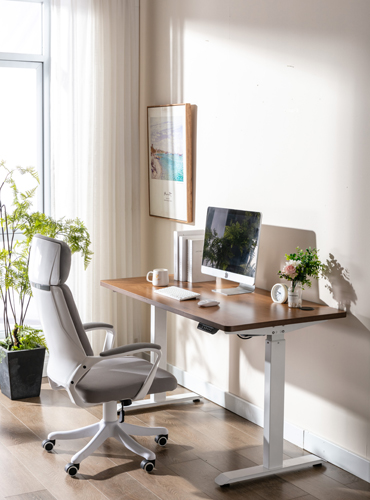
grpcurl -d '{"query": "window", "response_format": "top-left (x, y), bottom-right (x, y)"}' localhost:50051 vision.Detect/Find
top-left (0, 0), bottom-right (50, 213)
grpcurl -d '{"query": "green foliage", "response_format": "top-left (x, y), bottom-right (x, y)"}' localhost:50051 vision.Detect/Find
top-left (203, 212), bottom-right (260, 274)
top-left (0, 325), bottom-right (47, 353)
top-left (278, 247), bottom-right (327, 290)
top-left (203, 227), bottom-right (233, 270)
top-left (0, 160), bottom-right (93, 344)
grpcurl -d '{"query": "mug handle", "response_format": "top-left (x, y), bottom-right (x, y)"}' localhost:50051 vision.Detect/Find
top-left (146, 271), bottom-right (153, 283)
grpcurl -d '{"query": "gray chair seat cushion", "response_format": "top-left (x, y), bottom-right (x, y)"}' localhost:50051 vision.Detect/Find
top-left (76, 356), bottom-right (177, 404)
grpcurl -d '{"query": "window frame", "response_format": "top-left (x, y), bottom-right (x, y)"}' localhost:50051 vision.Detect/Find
top-left (0, 0), bottom-right (50, 214)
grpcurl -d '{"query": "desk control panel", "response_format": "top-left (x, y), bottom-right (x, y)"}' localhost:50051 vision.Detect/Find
top-left (197, 323), bottom-right (219, 335)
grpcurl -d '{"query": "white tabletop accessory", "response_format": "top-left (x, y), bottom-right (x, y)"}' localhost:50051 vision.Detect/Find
top-left (271, 283), bottom-right (288, 304)
top-left (198, 299), bottom-right (220, 307)
top-left (154, 286), bottom-right (200, 301)
top-left (146, 268), bottom-right (169, 287)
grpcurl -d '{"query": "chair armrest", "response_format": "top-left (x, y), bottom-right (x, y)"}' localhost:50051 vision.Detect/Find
top-left (99, 342), bottom-right (163, 400)
top-left (100, 342), bottom-right (161, 357)
top-left (83, 322), bottom-right (115, 352)
top-left (83, 322), bottom-right (114, 331)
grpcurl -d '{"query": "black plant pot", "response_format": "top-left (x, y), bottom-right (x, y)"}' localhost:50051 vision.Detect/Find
top-left (0, 346), bottom-right (45, 400)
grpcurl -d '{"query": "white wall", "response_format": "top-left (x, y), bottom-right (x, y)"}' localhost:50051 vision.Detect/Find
top-left (139, 0), bottom-right (370, 462)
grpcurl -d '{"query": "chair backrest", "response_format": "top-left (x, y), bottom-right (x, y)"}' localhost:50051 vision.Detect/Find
top-left (29, 234), bottom-right (93, 388)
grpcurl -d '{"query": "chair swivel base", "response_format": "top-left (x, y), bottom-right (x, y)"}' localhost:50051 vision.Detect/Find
top-left (42, 401), bottom-right (169, 475)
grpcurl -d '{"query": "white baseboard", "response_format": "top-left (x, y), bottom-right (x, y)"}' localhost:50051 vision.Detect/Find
top-left (304, 431), bottom-right (370, 483)
top-left (167, 363), bottom-right (370, 483)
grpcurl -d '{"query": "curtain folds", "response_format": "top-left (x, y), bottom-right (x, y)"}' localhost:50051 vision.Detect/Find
top-left (50, 0), bottom-right (141, 351)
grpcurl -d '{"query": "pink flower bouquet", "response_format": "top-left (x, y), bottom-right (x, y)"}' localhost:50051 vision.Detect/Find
top-left (278, 248), bottom-right (326, 291)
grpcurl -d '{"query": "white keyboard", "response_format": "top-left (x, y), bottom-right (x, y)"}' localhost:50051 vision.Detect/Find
top-left (154, 286), bottom-right (200, 301)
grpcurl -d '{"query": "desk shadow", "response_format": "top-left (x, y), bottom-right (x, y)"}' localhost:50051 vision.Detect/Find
top-left (63, 442), bottom-right (194, 480)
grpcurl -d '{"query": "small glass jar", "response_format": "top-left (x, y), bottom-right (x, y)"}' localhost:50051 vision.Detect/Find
top-left (288, 282), bottom-right (302, 308)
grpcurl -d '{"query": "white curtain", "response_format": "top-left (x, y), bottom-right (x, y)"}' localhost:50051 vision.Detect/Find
top-left (50, 0), bottom-right (141, 351)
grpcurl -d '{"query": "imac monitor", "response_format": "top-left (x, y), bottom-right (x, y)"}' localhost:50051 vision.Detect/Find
top-left (201, 207), bottom-right (262, 295)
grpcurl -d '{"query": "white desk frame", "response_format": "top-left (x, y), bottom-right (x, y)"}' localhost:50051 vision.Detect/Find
top-left (127, 306), bottom-right (200, 409)
top-left (126, 305), bottom-right (324, 485)
top-left (216, 325), bottom-right (323, 485)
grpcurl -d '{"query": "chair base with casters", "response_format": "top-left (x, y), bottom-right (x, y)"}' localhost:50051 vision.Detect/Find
top-left (42, 400), bottom-right (169, 476)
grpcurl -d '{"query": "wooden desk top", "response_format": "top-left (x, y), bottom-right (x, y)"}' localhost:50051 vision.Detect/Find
top-left (101, 277), bottom-right (346, 333)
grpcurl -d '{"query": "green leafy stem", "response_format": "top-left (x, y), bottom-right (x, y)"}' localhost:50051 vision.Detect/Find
top-left (278, 247), bottom-right (327, 291)
top-left (0, 160), bottom-right (92, 347)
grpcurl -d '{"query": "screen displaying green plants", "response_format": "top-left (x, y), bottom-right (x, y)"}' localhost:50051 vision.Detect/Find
top-left (202, 207), bottom-right (261, 277)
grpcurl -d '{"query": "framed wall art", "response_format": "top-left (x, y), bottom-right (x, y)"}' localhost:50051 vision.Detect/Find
top-left (147, 103), bottom-right (193, 223)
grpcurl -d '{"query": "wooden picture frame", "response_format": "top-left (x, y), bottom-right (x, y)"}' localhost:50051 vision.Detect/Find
top-left (147, 103), bottom-right (193, 223)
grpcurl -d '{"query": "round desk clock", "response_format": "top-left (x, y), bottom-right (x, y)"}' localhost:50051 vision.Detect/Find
top-left (271, 283), bottom-right (288, 304)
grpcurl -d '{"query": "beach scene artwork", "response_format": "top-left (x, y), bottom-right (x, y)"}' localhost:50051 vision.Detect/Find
top-left (147, 103), bottom-right (192, 223)
top-left (149, 116), bottom-right (184, 182)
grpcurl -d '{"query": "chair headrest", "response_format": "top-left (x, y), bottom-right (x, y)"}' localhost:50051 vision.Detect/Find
top-left (29, 234), bottom-right (72, 286)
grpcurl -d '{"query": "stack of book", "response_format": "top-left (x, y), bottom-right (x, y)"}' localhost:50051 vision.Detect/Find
top-left (173, 230), bottom-right (215, 283)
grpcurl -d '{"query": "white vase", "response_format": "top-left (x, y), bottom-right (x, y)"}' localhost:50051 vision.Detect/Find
top-left (288, 282), bottom-right (302, 308)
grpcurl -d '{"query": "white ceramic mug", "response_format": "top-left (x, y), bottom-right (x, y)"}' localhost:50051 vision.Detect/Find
top-left (146, 268), bottom-right (169, 287)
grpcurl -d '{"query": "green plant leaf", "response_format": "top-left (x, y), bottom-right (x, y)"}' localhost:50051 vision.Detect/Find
top-left (0, 161), bottom-right (93, 339)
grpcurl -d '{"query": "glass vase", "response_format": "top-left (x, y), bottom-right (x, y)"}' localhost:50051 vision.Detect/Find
top-left (288, 282), bottom-right (302, 308)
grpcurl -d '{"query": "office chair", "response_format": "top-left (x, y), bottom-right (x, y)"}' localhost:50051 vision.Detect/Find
top-left (29, 234), bottom-right (177, 476)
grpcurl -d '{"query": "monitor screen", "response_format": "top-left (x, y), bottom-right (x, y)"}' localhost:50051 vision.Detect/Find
top-left (201, 207), bottom-right (262, 295)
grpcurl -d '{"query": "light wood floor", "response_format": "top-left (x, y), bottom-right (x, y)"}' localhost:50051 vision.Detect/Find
top-left (0, 380), bottom-right (369, 500)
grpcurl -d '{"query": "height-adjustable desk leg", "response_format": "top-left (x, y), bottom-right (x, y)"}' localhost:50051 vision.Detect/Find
top-left (264, 332), bottom-right (285, 469)
top-left (215, 330), bottom-right (323, 486)
top-left (126, 305), bottom-right (201, 411)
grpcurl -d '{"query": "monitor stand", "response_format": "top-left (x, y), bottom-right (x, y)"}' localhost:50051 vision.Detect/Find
top-left (212, 284), bottom-right (255, 296)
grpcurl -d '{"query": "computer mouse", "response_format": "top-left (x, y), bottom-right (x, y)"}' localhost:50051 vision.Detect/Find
top-left (198, 300), bottom-right (220, 307)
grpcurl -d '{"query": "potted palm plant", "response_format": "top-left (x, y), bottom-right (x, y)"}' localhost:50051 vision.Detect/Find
top-left (0, 160), bottom-right (92, 399)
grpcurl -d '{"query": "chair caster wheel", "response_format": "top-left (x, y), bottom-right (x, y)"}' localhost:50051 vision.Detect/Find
top-left (155, 434), bottom-right (168, 446)
top-left (42, 439), bottom-right (55, 452)
top-left (220, 484), bottom-right (230, 488)
top-left (140, 459), bottom-right (155, 472)
top-left (65, 462), bottom-right (80, 476)
top-left (193, 398), bottom-right (201, 402)
top-left (313, 463), bottom-right (323, 467)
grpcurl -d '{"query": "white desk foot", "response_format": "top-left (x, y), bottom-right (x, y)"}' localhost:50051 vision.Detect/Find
top-left (117, 392), bottom-right (202, 412)
top-left (215, 455), bottom-right (324, 486)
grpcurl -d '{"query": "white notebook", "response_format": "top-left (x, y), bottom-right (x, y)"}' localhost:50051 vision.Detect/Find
top-left (173, 229), bottom-right (204, 281)
top-left (178, 235), bottom-right (187, 282)
top-left (187, 238), bottom-right (215, 283)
